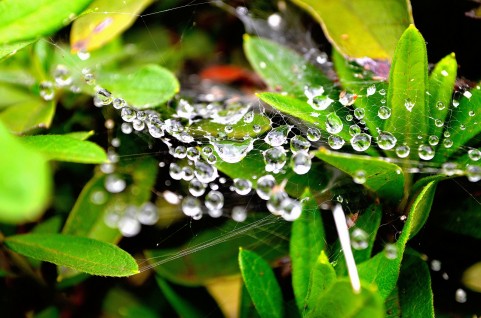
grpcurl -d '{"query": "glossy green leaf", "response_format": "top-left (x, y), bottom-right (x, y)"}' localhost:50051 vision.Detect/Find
top-left (0, 0), bottom-right (93, 44)
top-left (21, 135), bottom-right (107, 164)
top-left (4, 233), bottom-right (138, 276)
top-left (408, 180), bottom-right (437, 239)
top-left (239, 248), bottom-right (284, 318)
top-left (304, 251), bottom-right (336, 315)
top-left (315, 148), bottom-right (404, 202)
top-left (0, 40), bottom-right (35, 61)
top-left (290, 189), bottom-right (326, 311)
top-left (398, 250), bottom-right (434, 318)
top-left (98, 64), bottom-right (179, 109)
top-left (146, 214), bottom-right (290, 286)
top-left (428, 53), bottom-right (457, 140)
top-left (244, 35), bottom-right (331, 98)
top-left (240, 283), bottom-right (261, 318)
top-left (189, 113), bottom-right (271, 139)
top-left (258, 92), bottom-right (351, 143)
top-left (385, 288), bottom-right (401, 318)
top-left (357, 178), bottom-right (437, 299)
top-left (291, 0), bottom-right (412, 60)
top-left (71, 0), bottom-right (153, 52)
top-left (0, 121), bottom-right (50, 224)
top-left (65, 130), bottom-right (95, 140)
top-left (0, 98), bottom-right (55, 134)
top-left (305, 279), bottom-right (384, 318)
top-left (385, 25), bottom-right (429, 157)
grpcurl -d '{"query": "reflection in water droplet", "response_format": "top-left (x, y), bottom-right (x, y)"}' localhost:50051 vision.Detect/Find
top-left (353, 108), bottom-right (365, 120)
top-left (377, 131), bottom-right (397, 150)
top-left (291, 152), bottom-right (311, 175)
top-left (264, 147), bottom-right (287, 173)
top-left (233, 178), bottom-right (252, 195)
top-left (443, 138), bottom-right (453, 148)
top-left (418, 144), bottom-right (435, 160)
top-left (350, 133), bottom-right (371, 152)
top-left (328, 135), bottom-right (345, 150)
top-left (326, 112), bottom-right (343, 134)
top-left (378, 106), bottom-right (391, 119)
top-left (396, 145), bottom-right (410, 158)
top-left (182, 196), bottom-right (202, 217)
top-left (351, 228), bottom-right (368, 250)
top-left (256, 175), bottom-right (276, 200)
top-left (265, 125), bottom-right (291, 147)
top-left (441, 162), bottom-right (458, 176)
top-left (349, 124), bottom-right (361, 136)
top-left (353, 170), bottom-right (366, 184)
top-left (307, 127), bottom-right (321, 141)
top-left (212, 138), bottom-right (254, 163)
top-left (468, 149), bottom-right (481, 161)
top-left (290, 135), bottom-right (311, 153)
top-left (54, 65), bottom-right (72, 87)
top-left (205, 190), bottom-right (224, 210)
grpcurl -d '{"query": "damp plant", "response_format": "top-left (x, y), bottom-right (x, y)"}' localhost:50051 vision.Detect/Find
top-left (1, 0), bottom-right (481, 317)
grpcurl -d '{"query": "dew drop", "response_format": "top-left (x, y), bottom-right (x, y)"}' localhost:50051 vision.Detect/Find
top-left (173, 146), bottom-right (187, 159)
top-left (211, 138), bottom-right (254, 163)
top-left (233, 178), bottom-right (252, 195)
top-left (253, 124), bottom-right (261, 133)
top-left (443, 138), bottom-right (453, 148)
top-left (113, 97), bottom-right (127, 109)
top-left (466, 165), bottom-right (481, 182)
top-left (339, 91), bottom-right (357, 106)
top-left (256, 175), bottom-right (276, 200)
top-left (243, 111), bottom-right (254, 123)
top-left (431, 259), bottom-right (442, 271)
top-left (39, 81), bottom-right (55, 101)
top-left (353, 108), bottom-right (365, 120)
top-left (353, 170), bottom-right (366, 184)
top-left (468, 149), bottom-right (481, 161)
top-left (350, 133), bottom-right (372, 152)
top-left (453, 100), bottom-right (460, 107)
top-left (404, 98), bottom-right (415, 112)
top-left (396, 145), bottom-right (410, 158)
top-left (263, 147), bottom-right (287, 173)
top-left (379, 89), bottom-right (386, 96)
top-left (436, 101), bottom-right (445, 110)
top-left (189, 178), bottom-right (207, 197)
top-left (132, 119), bottom-right (145, 131)
top-left (428, 135), bottom-right (439, 146)
top-left (121, 123), bottom-right (132, 134)
top-left (290, 135), bottom-right (311, 153)
top-left (90, 190), bottom-right (107, 205)
top-left (309, 94), bottom-right (334, 110)
top-left (104, 174), bottom-right (126, 193)
top-left (464, 91), bottom-right (473, 99)
top-left (441, 162), bottom-right (458, 176)
top-left (187, 147), bottom-right (200, 161)
top-left (418, 144), bottom-right (435, 160)
top-left (384, 243), bottom-right (398, 259)
top-left (366, 85), bottom-right (376, 96)
top-left (118, 214), bottom-right (141, 237)
top-left (53, 65), bottom-right (72, 87)
top-left (349, 124), bottom-right (361, 136)
top-left (232, 206), bottom-right (247, 222)
top-left (351, 228), bottom-right (368, 250)
top-left (194, 160), bottom-right (218, 183)
top-left (137, 202), bottom-right (159, 225)
top-left (377, 106), bottom-right (391, 119)
top-left (455, 288), bottom-right (467, 303)
top-left (281, 198), bottom-right (302, 221)
top-left (346, 114), bottom-right (353, 121)
top-left (267, 191), bottom-right (288, 215)
top-left (291, 152), bottom-right (312, 175)
top-left (326, 112), bottom-right (343, 134)
top-left (434, 119), bottom-right (444, 127)
top-left (205, 190), bottom-right (224, 210)
top-left (376, 131), bottom-right (397, 150)
top-left (265, 125), bottom-right (291, 147)
top-left (83, 73), bottom-right (95, 85)
top-left (121, 107), bottom-right (136, 122)
top-left (77, 50), bottom-right (90, 60)
top-left (169, 163), bottom-right (183, 180)
top-left (328, 135), bottom-right (345, 150)
top-left (469, 110), bottom-right (475, 117)
top-left (306, 127), bottom-right (321, 141)
top-left (182, 196), bottom-right (202, 217)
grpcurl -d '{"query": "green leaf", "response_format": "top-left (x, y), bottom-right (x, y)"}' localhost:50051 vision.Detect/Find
top-left (408, 179), bottom-right (438, 239)
top-left (34, 306), bottom-right (59, 318)
top-left (98, 64), bottom-right (179, 109)
top-left (239, 248), bottom-right (284, 318)
top-left (0, 40), bottom-right (35, 61)
top-left (290, 189), bottom-right (326, 311)
top-left (71, 0), bottom-right (153, 52)
top-left (0, 0), bottom-right (93, 44)
top-left (291, 0), bottom-right (412, 60)
top-left (385, 288), bottom-right (401, 318)
top-left (315, 148), bottom-right (404, 202)
top-left (0, 84), bottom-right (37, 109)
top-left (146, 214), bottom-right (290, 286)
top-left (102, 288), bottom-right (159, 318)
top-left (357, 178), bottom-right (437, 299)
top-left (385, 25), bottom-right (429, 157)
top-left (0, 98), bottom-right (55, 134)
top-left (244, 35), bottom-right (331, 98)
top-left (398, 250), bottom-right (434, 318)
top-left (21, 135), bottom-right (107, 164)
top-left (305, 279), bottom-right (384, 318)
top-left (304, 251), bottom-right (336, 314)
top-left (0, 121), bottom-right (51, 224)
top-left (428, 53), bottom-right (457, 140)
top-left (189, 113), bottom-right (271, 139)
top-left (4, 233), bottom-right (138, 276)
top-left (240, 283), bottom-right (261, 318)
top-left (65, 130), bottom-right (95, 140)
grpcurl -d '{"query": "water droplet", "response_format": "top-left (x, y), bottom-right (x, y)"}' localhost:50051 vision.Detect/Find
top-left (306, 127), bottom-right (321, 141)
top-left (182, 196), bottom-right (202, 217)
top-left (39, 81), bottom-right (55, 101)
top-left (194, 160), bottom-right (218, 183)
top-left (121, 107), bottom-right (136, 122)
top-left (431, 259), bottom-right (442, 271)
top-left (441, 162), bottom-right (458, 176)
top-left (202, 146), bottom-right (213, 155)
top-left (453, 100), bottom-right (460, 107)
top-left (290, 135), bottom-right (311, 153)
top-left (267, 191), bottom-right (288, 215)
top-left (211, 138), bottom-right (254, 163)
top-left (443, 138), bottom-right (453, 148)
top-left (339, 91), bottom-right (357, 106)
top-left (281, 198), bottom-right (302, 221)
top-left (113, 98), bottom-right (127, 109)
top-left (436, 101), bottom-right (445, 110)
top-left (189, 178), bottom-right (207, 197)
top-left (377, 131), bottom-right (397, 150)
top-left (118, 214), bottom-right (141, 237)
top-left (464, 91), bottom-right (473, 99)
top-left (404, 98), bottom-right (415, 112)
top-left (351, 228), bottom-right (368, 250)
top-left (233, 178), bottom-right (252, 195)
top-left (379, 89), bottom-right (386, 96)
top-left (186, 147), bottom-right (200, 161)
top-left (77, 50), bottom-right (90, 60)
top-left (366, 85), bottom-right (376, 96)
top-left (253, 124), bottom-right (261, 133)
top-left (53, 65), bottom-right (72, 87)
top-left (434, 119), bottom-right (444, 127)
top-left (326, 112), bottom-right (343, 134)
top-left (378, 106), bottom-right (391, 119)
top-left (346, 114), bottom-right (353, 121)
top-left (243, 111), bottom-right (254, 123)
top-left (384, 243), bottom-right (398, 259)
top-left (309, 94), bottom-right (334, 111)
top-left (265, 125), bottom-right (291, 146)
top-left (173, 146), bottom-right (187, 159)
top-left (137, 202), bottom-right (159, 225)
top-left (256, 175), bottom-right (276, 200)
top-left (121, 123), bottom-right (132, 134)
top-left (291, 152), bottom-right (312, 175)
top-left (468, 149), bottom-right (481, 161)
top-left (335, 195), bottom-right (343, 203)
top-left (264, 147), bottom-right (287, 173)
top-left (353, 108), bottom-right (365, 120)
top-left (232, 206), bottom-right (247, 222)
top-left (132, 119), bottom-right (145, 131)
top-left (353, 170), bottom-right (366, 184)
top-left (350, 133), bottom-right (372, 152)
top-left (169, 163), bottom-right (183, 180)
top-left (455, 288), bottom-right (467, 303)
top-left (208, 209), bottom-right (223, 218)
top-left (316, 52), bottom-right (328, 64)
top-left (418, 144), bottom-right (435, 160)
top-left (428, 135), bottom-right (439, 146)
top-left (460, 124), bottom-right (466, 130)
top-left (205, 190), bottom-right (224, 210)
top-left (83, 72), bottom-right (95, 85)
top-left (469, 110), bottom-right (475, 117)
top-left (396, 145), bottom-right (410, 158)
top-left (349, 124), bottom-right (361, 136)
top-left (444, 131), bottom-right (451, 138)
top-left (104, 174), bottom-right (126, 193)
top-left (182, 166), bottom-right (194, 181)
top-left (259, 61), bottom-right (267, 69)
top-left (90, 190), bottom-right (107, 205)
top-left (466, 165), bottom-right (481, 182)
top-left (147, 118), bottom-right (164, 138)
top-left (328, 135), bottom-right (345, 150)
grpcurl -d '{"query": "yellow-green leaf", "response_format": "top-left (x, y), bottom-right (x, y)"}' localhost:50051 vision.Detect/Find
top-left (0, 98), bottom-right (55, 134)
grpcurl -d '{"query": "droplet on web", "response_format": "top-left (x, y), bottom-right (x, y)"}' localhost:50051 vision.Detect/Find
top-left (350, 133), bottom-right (371, 152)
top-left (350, 228), bottom-right (368, 250)
top-left (384, 243), bottom-right (398, 259)
top-left (468, 149), bottom-right (481, 161)
top-left (39, 81), bottom-right (55, 101)
top-left (339, 91), bottom-right (357, 106)
top-left (169, 162), bottom-right (183, 180)
top-left (267, 191), bottom-right (288, 215)
top-left (77, 50), bottom-right (90, 60)
top-left (137, 202), bottom-right (159, 225)
top-left (233, 178), bottom-right (252, 195)
top-left (436, 101), bottom-right (445, 110)
top-left (418, 144), bottom-right (435, 160)
top-left (434, 119), bottom-right (444, 128)
top-left (353, 108), bottom-right (365, 120)
top-left (121, 123), bottom-right (132, 134)
top-left (194, 160), bottom-right (218, 183)
top-left (290, 135), bottom-right (311, 153)
top-left (281, 198), bottom-right (301, 221)
top-left (379, 88), bottom-right (386, 96)
top-left (173, 145), bottom-right (187, 159)
top-left (263, 147), bottom-right (287, 173)
top-left (104, 174), bottom-right (126, 193)
top-left (328, 135), bottom-right (345, 150)
top-left (396, 144), bottom-right (410, 158)
top-left (243, 111), bottom-right (254, 123)
top-left (466, 165), bottom-right (481, 182)
top-left (232, 206), bottom-right (247, 222)
top-left (441, 162), bottom-right (458, 176)
top-left (366, 85), bottom-right (376, 96)
top-left (377, 131), bottom-right (397, 150)
top-left (205, 190), bottom-right (224, 210)
top-left (189, 178), bottom-right (207, 197)
top-left (353, 170), bottom-right (366, 184)
top-left (181, 166), bottom-right (194, 181)
top-left (118, 214), bottom-right (141, 237)
top-left (53, 65), bottom-right (72, 87)
top-left (290, 152), bottom-right (311, 175)
top-left (378, 106), bottom-right (391, 119)
top-left (306, 127), bottom-right (321, 141)
top-left (265, 125), bottom-right (291, 147)
top-left (455, 288), bottom-right (467, 303)
top-left (182, 196), bottom-right (202, 217)
top-left (121, 107), bottom-right (136, 122)
top-left (256, 175), bottom-right (276, 200)
top-left (428, 135), bottom-right (439, 146)
top-left (113, 97), bottom-right (127, 109)
top-left (443, 138), bottom-right (453, 148)
top-left (211, 138), bottom-right (254, 163)
top-left (349, 124), bottom-right (361, 136)
top-left (404, 98), bottom-right (415, 112)
top-left (326, 112), bottom-right (343, 134)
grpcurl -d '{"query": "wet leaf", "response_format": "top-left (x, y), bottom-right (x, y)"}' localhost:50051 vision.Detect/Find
top-left (71, 0), bottom-right (153, 52)
top-left (290, 189), bottom-right (326, 311)
top-left (0, 121), bottom-right (51, 224)
top-left (315, 148), bottom-right (404, 202)
top-left (385, 25), bottom-right (429, 158)
top-left (4, 233), bottom-right (138, 276)
top-left (244, 35), bottom-right (331, 98)
top-left (0, 40), bottom-right (35, 61)
top-left (428, 53), bottom-right (457, 140)
top-left (65, 130), bottom-right (95, 140)
top-left (357, 178), bottom-right (436, 299)
top-left (398, 250), bottom-right (434, 318)
top-left (189, 113), bottom-right (271, 139)
top-left (304, 251), bottom-right (336, 315)
top-left (0, 84), bottom-right (38, 109)
top-left (291, 0), bottom-right (412, 60)
top-left (98, 64), bottom-right (179, 109)
top-left (305, 279), bottom-right (384, 318)
top-left (239, 248), bottom-right (284, 318)
top-left (21, 135), bottom-right (107, 164)
top-left (0, 0), bottom-right (93, 44)
top-left (0, 98), bottom-right (55, 134)
top-left (408, 179), bottom-right (438, 239)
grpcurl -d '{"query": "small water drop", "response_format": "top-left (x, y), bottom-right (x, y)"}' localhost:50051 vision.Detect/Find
top-left (118, 214), bottom-right (141, 237)
top-left (77, 50), bottom-right (90, 60)
top-left (83, 72), bottom-right (95, 85)
top-left (353, 108), bottom-right (365, 120)
top-left (187, 147), bottom-right (200, 161)
top-left (211, 138), bottom-right (254, 163)
top-left (377, 131), bottom-right (397, 150)
top-left (233, 178), bottom-right (252, 195)
top-left (132, 119), bottom-right (145, 131)
top-left (137, 202), bottom-right (159, 225)
top-left (436, 101), bottom-right (445, 110)
top-left (377, 106), bottom-right (391, 119)
top-left (281, 198), bottom-right (302, 221)
top-left (205, 190), bottom-right (224, 210)
top-left (353, 170), bottom-right (367, 184)
top-left (350, 133), bottom-right (372, 152)
top-left (189, 178), bottom-right (207, 197)
top-left (232, 206), bottom-right (247, 222)
top-left (469, 110), bottom-right (475, 117)
top-left (39, 81), bottom-right (55, 101)
top-left (256, 175), bottom-right (276, 200)
top-left (431, 259), bottom-right (442, 271)
top-left (464, 91), bottom-right (473, 99)
top-left (428, 135), bottom-right (439, 146)
top-left (455, 288), bottom-right (467, 303)
top-left (121, 107), bottom-right (136, 122)
top-left (309, 94), bottom-right (334, 110)
top-left (182, 166), bottom-right (194, 181)
top-left (379, 89), bottom-right (386, 96)
top-left (418, 144), bottom-right (435, 160)
top-left (441, 162), bottom-right (458, 176)
top-left (443, 138), bottom-right (453, 148)
top-left (466, 165), bottom-right (481, 182)
top-left (404, 98), bottom-right (415, 112)
top-left (121, 123), bottom-right (132, 134)
top-left (53, 65), bottom-right (72, 87)
top-left (290, 152), bottom-right (312, 175)
top-left (194, 160), bottom-right (218, 183)
top-left (351, 228), bottom-right (368, 250)
top-left (346, 114), bottom-right (353, 121)
top-left (104, 174), bottom-right (126, 193)
top-left (366, 85), bottom-right (376, 96)
top-left (468, 149), bottom-right (481, 161)
top-left (349, 124), bottom-right (361, 136)
top-left (182, 196), bottom-right (202, 217)
top-left (243, 111), bottom-right (254, 123)
top-left (253, 124), bottom-right (261, 133)
top-left (169, 163), bottom-right (183, 180)
top-left (90, 190), bottom-right (107, 205)
top-left (290, 135), bottom-right (311, 153)
top-left (396, 145), bottom-right (410, 158)
top-left (306, 127), bottom-right (321, 141)
top-left (339, 91), bottom-right (357, 106)
top-left (384, 243), bottom-right (398, 259)
top-left (265, 125), bottom-right (291, 147)
top-left (453, 100), bottom-right (460, 107)
top-left (328, 135), bottom-right (345, 150)
top-left (113, 98), bottom-right (127, 109)
top-left (263, 147), bottom-right (287, 173)
top-left (173, 146), bottom-right (187, 159)
top-left (267, 191), bottom-right (288, 215)
top-left (326, 112), bottom-right (343, 134)
top-left (434, 119), bottom-right (444, 128)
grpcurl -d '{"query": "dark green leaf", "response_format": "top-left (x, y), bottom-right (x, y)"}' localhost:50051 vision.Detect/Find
top-left (240, 283), bottom-right (261, 318)
top-left (0, 0), bottom-right (93, 44)
top-left (70, 0), bottom-right (153, 52)
top-left (21, 134), bottom-right (107, 163)
top-left (0, 121), bottom-right (51, 224)
top-left (304, 251), bottom-right (336, 315)
top-left (98, 64), bottom-right (179, 109)
top-left (385, 25), bottom-right (429, 157)
top-left (305, 279), bottom-right (384, 318)
top-left (385, 288), bottom-right (401, 318)
top-left (398, 250), bottom-right (434, 318)
top-left (428, 53), bottom-right (457, 140)
top-left (290, 189), bottom-right (326, 311)
top-left (244, 35), bottom-right (331, 98)
top-left (102, 288), bottom-right (158, 318)
top-left (408, 179), bottom-right (437, 239)
top-left (4, 233), bottom-right (138, 276)
top-left (239, 248), bottom-right (284, 318)
top-left (315, 148), bottom-right (404, 202)
top-left (34, 306), bottom-right (59, 318)
top-left (0, 98), bottom-right (55, 134)
top-left (291, 0), bottom-right (412, 59)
